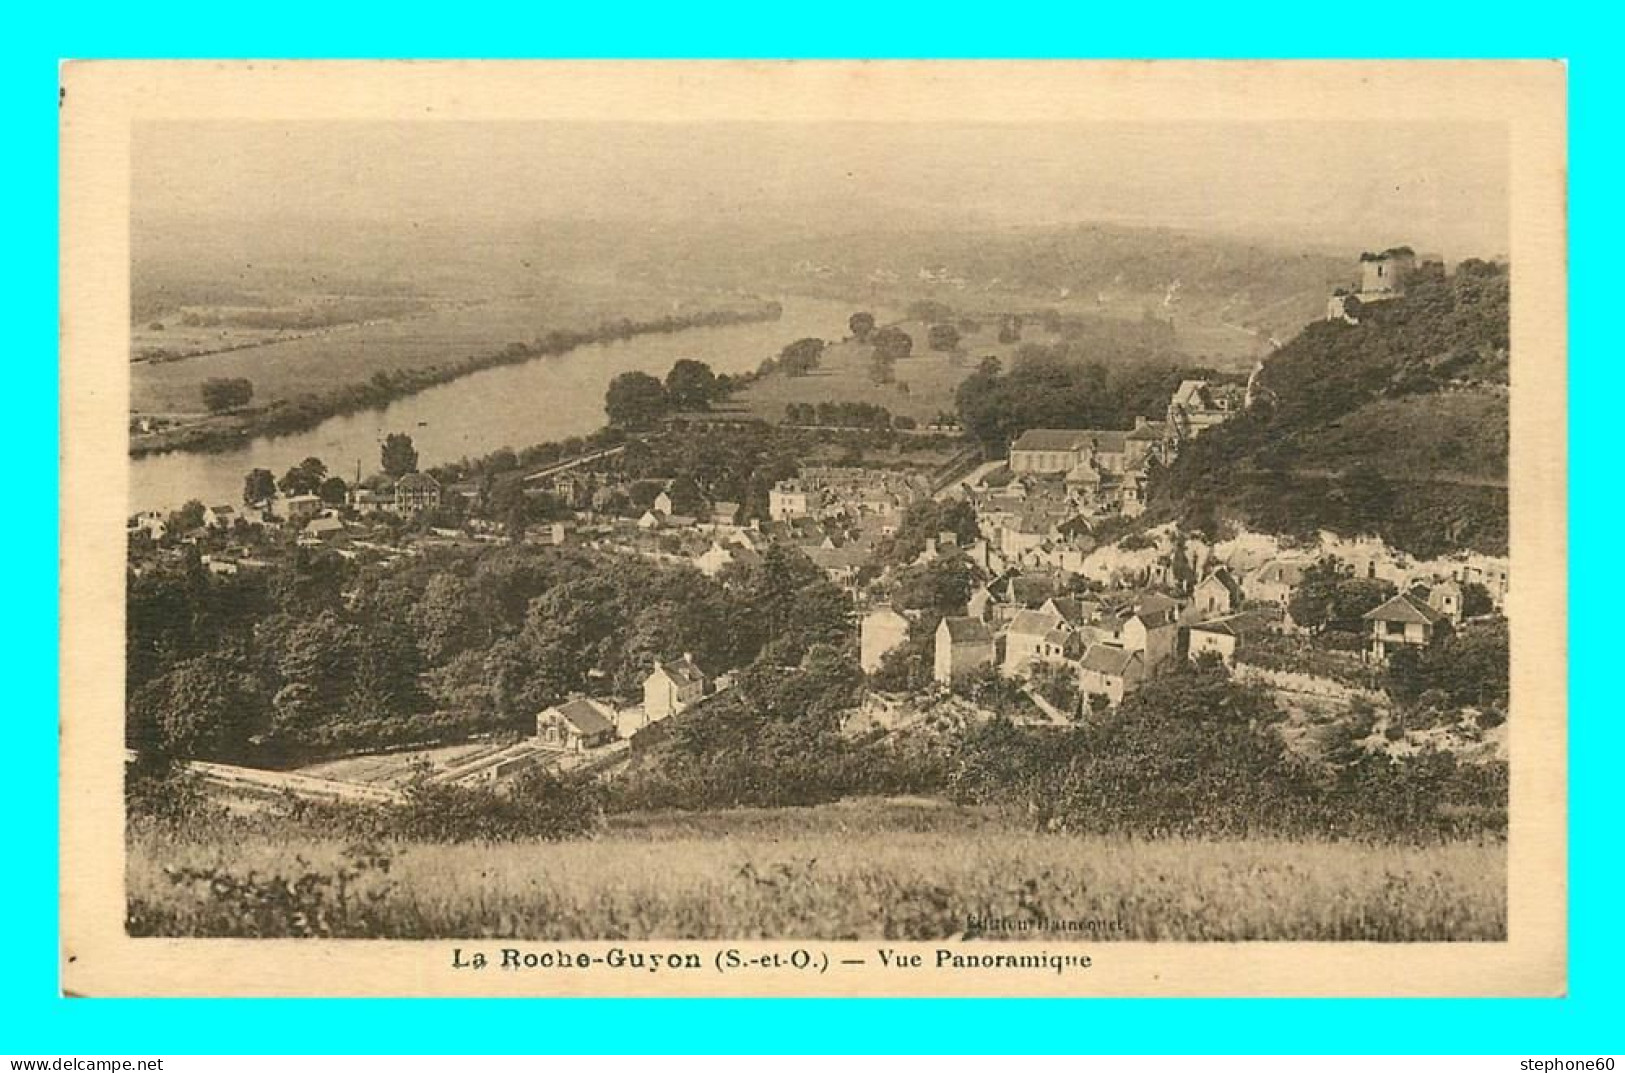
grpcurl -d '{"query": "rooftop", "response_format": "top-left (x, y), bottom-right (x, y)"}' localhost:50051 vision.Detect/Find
top-left (549, 696), bottom-right (617, 736)
top-left (1363, 592), bottom-right (1447, 626)
top-left (939, 616), bottom-right (994, 644)
top-left (1081, 644), bottom-right (1142, 676)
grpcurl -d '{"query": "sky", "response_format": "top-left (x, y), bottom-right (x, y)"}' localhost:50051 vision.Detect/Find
top-left (133, 120), bottom-right (1509, 260)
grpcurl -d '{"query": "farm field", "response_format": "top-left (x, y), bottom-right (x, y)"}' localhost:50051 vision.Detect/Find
top-left (128, 797), bottom-right (1505, 941)
top-left (730, 318), bottom-right (1051, 425)
top-left (130, 281), bottom-right (743, 416)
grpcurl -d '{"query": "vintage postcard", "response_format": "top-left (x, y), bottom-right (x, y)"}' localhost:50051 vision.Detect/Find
top-left (59, 60), bottom-right (1567, 997)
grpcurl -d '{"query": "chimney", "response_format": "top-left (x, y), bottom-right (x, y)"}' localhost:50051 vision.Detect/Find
top-left (682, 652), bottom-right (693, 665)
top-left (1135, 416), bottom-right (1148, 430)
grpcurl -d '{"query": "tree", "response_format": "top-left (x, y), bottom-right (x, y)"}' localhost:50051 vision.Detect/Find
top-left (132, 653), bottom-right (263, 758)
top-left (872, 326), bottom-right (914, 361)
top-left (243, 468), bottom-right (276, 506)
top-left (278, 456), bottom-right (328, 496)
top-left (907, 300), bottom-right (955, 323)
top-left (200, 377), bottom-right (253, 413)
top-left (318, 475), bottom-right (349, 507)
top-left (778, 338), bottom-right (826, 377)
top-left (1462, 581), bottom-right (1495, 618)
top-left (381, 433), bottom-right (419, 478)
top-left (1288, 557), bottom-right (1394, 635)
top-left (604, 371), bottom-right (669, 428)
top-left (892, 555), bottom-right (979, 615)
top-left (848, 311), bottom-right (876, 341)
top-left (665, 359), bottom-right (718, 411)
top-left (927, 323), bottom-right (962, 352)
top-left (168, 500), bottom-right (206, 533)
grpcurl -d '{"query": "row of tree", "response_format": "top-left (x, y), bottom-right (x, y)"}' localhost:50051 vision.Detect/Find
top-left (604, 359), bottom-right (734, 428)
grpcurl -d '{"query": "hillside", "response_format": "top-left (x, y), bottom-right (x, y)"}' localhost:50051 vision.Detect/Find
top-left (622, 222), bottom-right (1349, 357)
top-left (1154, 259), bottom-right (1510, 558)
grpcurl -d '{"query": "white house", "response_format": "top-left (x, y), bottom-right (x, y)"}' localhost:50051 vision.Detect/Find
top-left (643, 654), bottom-right (709, 720)
top-left (860, 606), bottom-right (912, 673)
top-left (535, 696), bottom-right (619, 752)
top-left (934, 616), bottom-right (995, 685)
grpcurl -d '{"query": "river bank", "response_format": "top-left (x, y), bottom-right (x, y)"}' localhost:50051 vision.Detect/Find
top-left (129, 296), bottom-right (861, 513)
top-left (131, 300), bottom-right (784, 459)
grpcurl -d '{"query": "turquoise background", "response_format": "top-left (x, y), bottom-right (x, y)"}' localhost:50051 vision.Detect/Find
top-left (11, 2), bottom-right (1606, 1053)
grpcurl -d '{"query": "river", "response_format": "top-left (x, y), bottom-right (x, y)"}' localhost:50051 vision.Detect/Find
top-left (130, 296), bottom-right (859, 514)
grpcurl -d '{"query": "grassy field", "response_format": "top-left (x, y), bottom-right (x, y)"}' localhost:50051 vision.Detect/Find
top-left (128, 797), bottom-right (1505, 941)
top-left (729, 319), bottom-right (1049, 425)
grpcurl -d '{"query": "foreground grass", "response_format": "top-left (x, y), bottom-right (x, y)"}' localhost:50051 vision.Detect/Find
top-left (128, 800), bottom-right (1504, 941)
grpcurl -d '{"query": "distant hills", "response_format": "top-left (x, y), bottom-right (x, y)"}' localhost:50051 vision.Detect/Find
top-left (656, 223), bottom-right (1352, 343)
top-left (1153, 259), bottom-right (1510, 558)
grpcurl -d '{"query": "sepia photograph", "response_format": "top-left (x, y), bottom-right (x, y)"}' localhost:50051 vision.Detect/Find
top-left (58, 60), bottom-right (1567, 997)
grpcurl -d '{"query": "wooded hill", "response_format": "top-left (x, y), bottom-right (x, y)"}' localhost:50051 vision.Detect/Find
top-left (1152, 260), bottom-right (1510, 558)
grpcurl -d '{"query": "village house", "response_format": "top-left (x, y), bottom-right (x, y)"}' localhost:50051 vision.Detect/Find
top-left (348, 487), bottom-right (393, 512)
top-left (128, 511), bottom-right (168, 541)
top-left (1002, 609), bottom-right (1073, 676)
top-left (694, 539), bottom-right (761, 578)
top-left (535, 696), bottom-right (619, 753)
top-left (1427, 579), bottom-right (1465, 625)
top-left (1113, 601), bottom-right (1180, 673)
top-left (1040, 595), bottom-right (1099, 629)
top-left (769, 480), bottom-right (811, 522)
top-left (643, 654), bottom-right (708, 720)
top-left (807, 542), bottom-right (869, 587)
top-left (1166, 380), bottom-right (1244, 442)
top-left (709, 501), bottom-right (741, 528)
top-left (1118, 474), bottom-right (1149, 518)
top-left (203, 504), bottom-right (237, 529)
top-left (1124, 417), bottom-right (1169, 469)
top-left (394, 472), bottom-right (442, 513)
top-left (303, 514), bottom-right (346, 542)
top-left (1245, 558), bottom-right (1309, 608)
top-left (526, 520), bottom-right (571, 547)
top-left (934, 616), bottom-right (996, 685)
top-left (1077, 644), bottom-right (1145, 707)
top-left (1185, 611), bottom-right (1265, 666)
top-left (544, 471), bottom-right (589, 509)
top-left (284, 493), bottom-right (323, 523)
top-left (860, 605), bottom-right (913, 673)
top-left (1362, 591), bottom-right (1449, 661)
top-left (1190, 567), bottom-right (1245, 621)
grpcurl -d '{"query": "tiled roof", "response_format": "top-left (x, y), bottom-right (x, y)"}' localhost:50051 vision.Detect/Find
top-left (1363, 592), bottom-right (1447, 626)
top-left (1126, 420), bottom-right (1168, 441)
top-left (1081, 644), bottom-right (1141, 676)
top-left (552, 697), bottom-right (617, 736)
top-left (651, 656), bottom-right (707, 686)
top-left (1012, 429), bottom-right (1092, 453)
top-left (1008, 609), bottom-right (1065, 638)
top-left (1189, 611), bottom-right (1265, 638)
top-left (940, 616), bottom-right (994, 644)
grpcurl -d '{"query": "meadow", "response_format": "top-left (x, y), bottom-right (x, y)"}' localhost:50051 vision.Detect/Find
top-left (127, 797), bottom-right (1505, 941)
top-left (730, 319), bottom-right (1047, 425)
